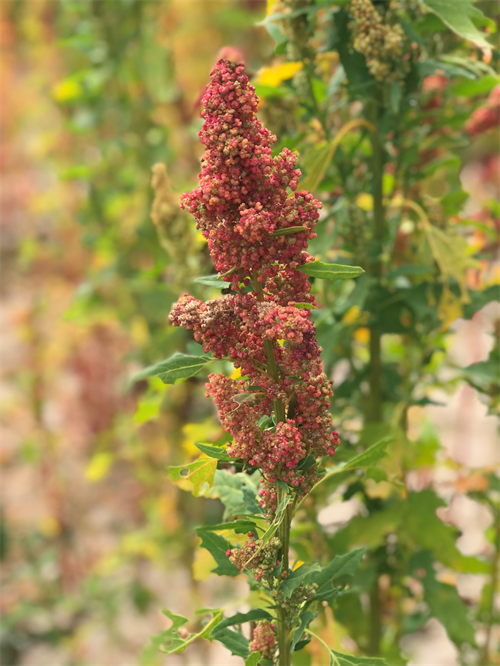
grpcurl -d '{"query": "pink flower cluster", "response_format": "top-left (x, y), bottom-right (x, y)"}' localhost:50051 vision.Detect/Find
top-left (169, 59), bottom-right (339, 506)
top-left (466, 85), bottom-right (500, 136)
top-left (179, 59), bottom-right (319, 300)
top-left (251, 620), bottom-right (277, 659)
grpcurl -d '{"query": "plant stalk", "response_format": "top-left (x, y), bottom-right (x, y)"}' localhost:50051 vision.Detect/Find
top-left (366, 105), bottom-right (384, 426)
top-left (253, 277), bottom-right (291, 666)
top-left (480, 515), bottom-right (500, 665)
top-left (365, 95), bottom-right (385, 655)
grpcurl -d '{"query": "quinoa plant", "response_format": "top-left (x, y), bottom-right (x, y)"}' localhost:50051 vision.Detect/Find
top-left (142, 60), bottom-right (385, 666)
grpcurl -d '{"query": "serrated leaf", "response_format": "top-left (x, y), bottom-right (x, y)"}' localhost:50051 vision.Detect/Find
top-left (169, 457), bottom-right (217, 497)
top-left (329, 652), bottom-right (389, 666)
top-left (272, 225), bottom-right (307, 236)
top-left (194, 275), bottom-right (228, 288)
top-left (243, 486), bottom-right (264, 516)
top-left (146, 609), bottom-right (223, 657)
top-left (194, 443), bottom-right (232, 461)
top-left (211, 609), bottom-right (274, 659)
top-left (196, 529), bottom-right (240, 577)
top-left (282, 562), bottom-right (321, 599)
top-left (291, 611), bottom-right (317, 652)
top-left (411, 550), bottom-right (476, 647)
top-left (212, 609), bottom-right (273, 636)
top-left (197, 519), bottom-right (258, 535)
top-left (245, 652), bottom-right (262, 666)
top-left (421, 223), bottom-right (480, 305)
top-left (423, 0), bottom-right (494, 49)
top-left (311, 548), bottom-right (366, 602)
top-left (206, 469), bottom-right (261, 519)
top-left (343, 438), bottom-right (391, 470)
top-left (212, 628), bottom-right (249, 658)
top-left (404, 490), bottom-right (489, 573)
top-left (308, 627), bottom-right (389, 666)
top-left (461, 352), bottom-right (500, 387)
top-left (297, 262), bottom-right (364, 281)
top-left (131, 352), bottom-right (213, 385)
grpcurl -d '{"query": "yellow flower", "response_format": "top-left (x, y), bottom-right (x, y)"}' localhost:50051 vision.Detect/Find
top-left (257, 62), bottom-right (303, 87)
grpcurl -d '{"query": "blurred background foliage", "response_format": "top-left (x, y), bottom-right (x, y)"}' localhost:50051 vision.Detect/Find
top-left (0, 1), bottom-right (498, 665)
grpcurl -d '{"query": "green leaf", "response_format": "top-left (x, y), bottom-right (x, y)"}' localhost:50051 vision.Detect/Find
top-left (212, 628), bottom-right (249, 658)
top-left (343, 438), bottom-right (392, 470)
top-left (283, 562), bottom-right (321, 599)
top-left (307, 628), bottom-right (389, 666)
top-left (194, 443), bottom-right (232, 461)
top-left (404, 490), bottom-right (489, 573)
top-left (196, 529), bottom-right (240, 577)
top-left (130, 352), bottom-right (213, 385)
top-left (293, 302), bottom-right (318, 309)
top-left (291, 610), bottom-right (317, 652)
top-left (194, 275), bottom-right (228, 288)
top-left (245, 652), bottom-right (262, 666)
top-left (211, 609), bottom-right (273, 659)
top-left (300, 142), bottom-right (336, 192)
top-left (419, 58), bottom-right (478, 80)
top-left (146, 609), bottom-right (223, 657)
top-left (461, 352), bottom-right (500, 387)
top-left (169, 457), bottom-right (217, 497)
top-left (463, 285), bottom-right (499, 319)
top-left (206, 469), bottom-right (261, 519)
top-left (411, 551), bottom-right (476, 647)
top-left (297, 262), bottom-right (364, 281)
top-left (197, 519), bottom-right (258, 535)
top-left (423, 0), bottom-right (494, 49)
top-left (328, 652), bottom-right (389, 666)
top-left (243, 486), bottom-right (265, 516)
top-left (311, 548), bottom-right (366, 602)
top-left (212, 609), bottom-right (273, 635)
top-left (272, 225), bottom-right (308, 236)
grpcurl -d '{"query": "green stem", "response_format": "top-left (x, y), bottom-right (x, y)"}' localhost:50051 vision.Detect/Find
top-left (253, 276), bottom-right (291, 666)
top-left (480, 514), bottom-right (500, 665)
top-left (365, 94), bottom-right (385, 655)
top-left (366, 102), bottom-right (384, 426)
top-left (368, 580), bottom-right (382, 656)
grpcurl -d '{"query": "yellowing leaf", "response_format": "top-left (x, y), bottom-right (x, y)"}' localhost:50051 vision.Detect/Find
top-left (193, 546), bottom-right (218, 581)
top-left (277, 339), bottom-right (285, 347)
top-left (438, 288), bottom-right (463, 329)
top-left (182, 418), bottom-right (221, 456)
top-left (85, 452), bottom-right (114, 482)
top-left (422, 223), bottom-right (480, 310)
top-left (356, 193), bottom-right (374, 212)
top-left (169, 457), bottom-right (217, 497)
top-left (257, 61), bottom-right (303, 87)
top-left (53, 78), bottom-right (83, 102)
top-left (230, 367), bottom-right (241, 379)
